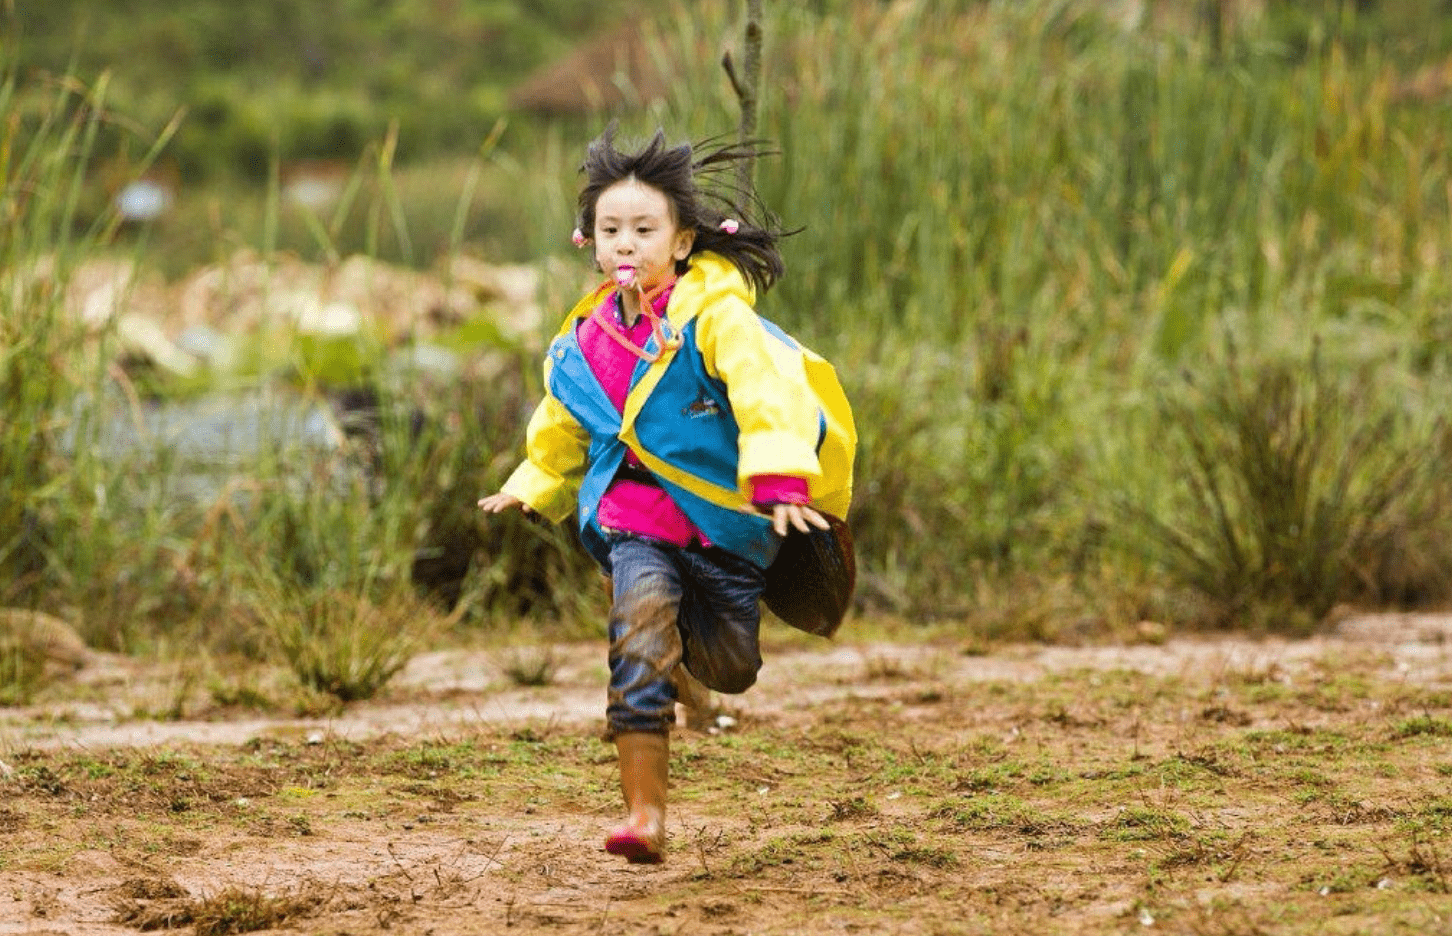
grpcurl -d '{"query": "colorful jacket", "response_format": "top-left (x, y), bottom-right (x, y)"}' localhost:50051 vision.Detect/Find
top-left (501, 252), bottom-right (855, 571)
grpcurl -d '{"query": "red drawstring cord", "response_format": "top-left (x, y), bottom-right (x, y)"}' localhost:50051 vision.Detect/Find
top-left (589, 276), bottom-right (680, 364)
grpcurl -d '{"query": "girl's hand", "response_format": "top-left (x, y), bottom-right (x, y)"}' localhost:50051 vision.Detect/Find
top-left (771, 502), bottom-right (831, 537)
top-left (478, 492), bottom-right (532, 516)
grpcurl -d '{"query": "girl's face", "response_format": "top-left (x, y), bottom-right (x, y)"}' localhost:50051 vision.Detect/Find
top-left (593, 178), bottom-right (694, 293)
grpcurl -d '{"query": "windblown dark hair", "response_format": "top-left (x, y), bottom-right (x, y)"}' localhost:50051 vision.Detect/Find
top-left (576, 124), bottom-right (792, 295)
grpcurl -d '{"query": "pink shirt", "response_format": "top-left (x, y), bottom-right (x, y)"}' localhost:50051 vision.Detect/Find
top-left (578, 288), bottom-right (808, 547)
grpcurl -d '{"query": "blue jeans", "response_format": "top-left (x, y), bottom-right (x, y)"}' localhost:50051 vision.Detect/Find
top-left (605, 535), bottom-right (766, 736)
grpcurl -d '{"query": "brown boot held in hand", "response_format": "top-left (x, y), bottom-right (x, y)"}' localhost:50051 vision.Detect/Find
top-left (605, 731), bottom-right (669, 863)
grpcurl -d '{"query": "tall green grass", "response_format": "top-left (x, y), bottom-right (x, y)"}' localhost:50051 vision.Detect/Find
top-left (7, 0), bottom-right (1452, 672)
top-left (1, 69), bottom-right (130, 608)
top-left (0, 69), bottom-right (594, 700)
top-left (527, 0), bottom-right (1452, 630)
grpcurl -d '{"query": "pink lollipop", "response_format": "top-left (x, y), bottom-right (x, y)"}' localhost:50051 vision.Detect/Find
top-left (614, 266), bottom-right (637, 289)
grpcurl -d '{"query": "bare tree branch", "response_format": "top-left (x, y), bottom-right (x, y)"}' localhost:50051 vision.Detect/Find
top-left (724, 0), bottom-right (764, 199)
top-left (721, 50), bottom-right (746, 101)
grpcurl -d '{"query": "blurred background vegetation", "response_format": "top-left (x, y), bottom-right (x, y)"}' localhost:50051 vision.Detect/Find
top-left (10, 0), bottom-right (624, 174)
top-left (5, 0), bottom-right (1452, 702)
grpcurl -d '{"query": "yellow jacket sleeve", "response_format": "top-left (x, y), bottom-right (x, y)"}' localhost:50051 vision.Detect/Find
top-left (500, 392), bottom-right (590, 523)
top-left (694, 299), bottom-right (824, 491)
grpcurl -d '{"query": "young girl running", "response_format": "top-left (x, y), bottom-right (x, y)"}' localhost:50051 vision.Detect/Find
top-left (479, 125), bottom-right (854, 864)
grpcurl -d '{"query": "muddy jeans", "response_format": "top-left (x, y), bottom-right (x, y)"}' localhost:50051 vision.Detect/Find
top-left (605, 534), bottom-right (766, 736)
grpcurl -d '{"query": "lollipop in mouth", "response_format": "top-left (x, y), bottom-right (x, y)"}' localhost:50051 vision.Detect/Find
top-left (614, 266), bottom-right (638, 289)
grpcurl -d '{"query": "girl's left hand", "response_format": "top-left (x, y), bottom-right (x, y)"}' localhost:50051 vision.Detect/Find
top-left (771, 502), bottom-right (831, 537)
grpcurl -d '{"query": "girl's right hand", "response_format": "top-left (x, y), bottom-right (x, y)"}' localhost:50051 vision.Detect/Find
top-left (478, 492), bottom-right (530, 515)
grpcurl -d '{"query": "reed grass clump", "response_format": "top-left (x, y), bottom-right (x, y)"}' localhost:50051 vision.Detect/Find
top-left (493, 642), bottom-right (561, 687)
top-left (1119, 340), bottom-right (1452, 632)
top-left (255, 584), bottom-right (429, 703)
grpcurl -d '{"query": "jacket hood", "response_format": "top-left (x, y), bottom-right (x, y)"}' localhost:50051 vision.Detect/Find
top-left (669, 252), bottom-right (755, 325)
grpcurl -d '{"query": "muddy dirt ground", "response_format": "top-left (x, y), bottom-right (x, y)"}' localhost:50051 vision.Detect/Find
top-left (4, 613), bottom-right (1452, 935)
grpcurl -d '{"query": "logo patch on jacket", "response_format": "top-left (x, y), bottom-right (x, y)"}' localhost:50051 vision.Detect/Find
top-left (683, 395), bottom-right (721, 419)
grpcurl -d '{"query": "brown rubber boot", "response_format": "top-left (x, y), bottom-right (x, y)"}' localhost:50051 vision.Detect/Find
top-left (672, 664), bottom-right (716, 732)
top-left (605, 731), bottom-right (669, 863)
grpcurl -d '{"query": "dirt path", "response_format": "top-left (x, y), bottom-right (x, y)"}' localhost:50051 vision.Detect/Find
top-left (3, 613), bottom-right (1452, 936)
top-left (10, 613), bottom-right (1449, 752)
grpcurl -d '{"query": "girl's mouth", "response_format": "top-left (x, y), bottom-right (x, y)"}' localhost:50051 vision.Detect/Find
top-left (614, 265), bottom-right (638, 289)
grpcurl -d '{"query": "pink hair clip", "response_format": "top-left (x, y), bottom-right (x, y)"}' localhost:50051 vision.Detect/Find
top-left (719, 219), bottom-right (739, 234)
top-left (572, 228), bottom-right (587, 248)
